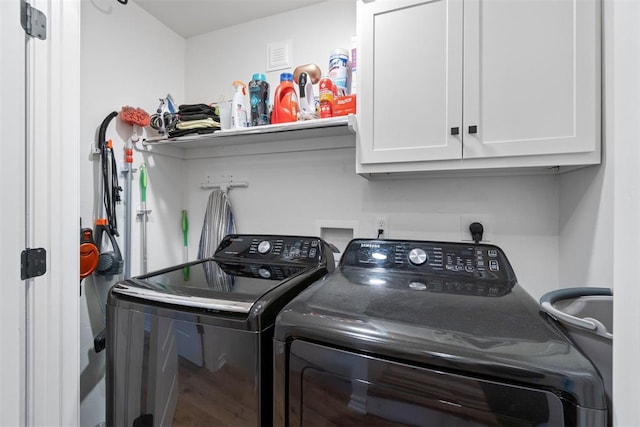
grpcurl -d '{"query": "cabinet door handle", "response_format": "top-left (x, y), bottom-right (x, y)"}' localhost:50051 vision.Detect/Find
top-left (451, 127), bottom-right (460, 136)
top-left (469, 125), bottom-right (478, 134)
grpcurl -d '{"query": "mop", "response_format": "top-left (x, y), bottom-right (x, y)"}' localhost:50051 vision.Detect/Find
top-left (198, 189), bottom-right (236, 290)
top-left (119, 106), bottom-right (150, 278)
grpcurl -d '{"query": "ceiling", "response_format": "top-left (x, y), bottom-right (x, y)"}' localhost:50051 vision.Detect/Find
top-left (133, 0), bottom-right (328, 38)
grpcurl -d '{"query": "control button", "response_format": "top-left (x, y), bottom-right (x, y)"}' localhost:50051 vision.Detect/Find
top-left (408, 248), bottom-right (428, 266)
top-left (258, 267), bottom-right (272, 279)
top-left (311, 240), bottom-right (318, 247)
top-left (309, 248), bottom-right (317, 258)
top-left (257, 240), bottom-right (272, 254)
top-left (489, 260), bottom-right (499, 271)
top-left (409, 282), bottom-right (427, 291)
top-left (465, 266), bottom-right (475, 273)
top-left (488, 249), bottom-right (498, 257)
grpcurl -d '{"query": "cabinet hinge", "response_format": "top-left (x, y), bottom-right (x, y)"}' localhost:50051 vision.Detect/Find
top-left (20, 248), bottom-right (47, 280)
top-left (20, 0), bottom-right (47, 40)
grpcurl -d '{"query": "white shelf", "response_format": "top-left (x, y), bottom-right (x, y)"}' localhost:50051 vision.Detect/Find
top-left (140, 115), bottom-right (357, 159)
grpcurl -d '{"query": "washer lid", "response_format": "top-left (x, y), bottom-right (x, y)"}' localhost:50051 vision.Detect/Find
top-left (111, 234), bottom-right (334, 314)
top-left (276, 266), bottom-right (606, 409)
top-left (112, 259), bottom-right (308, 313)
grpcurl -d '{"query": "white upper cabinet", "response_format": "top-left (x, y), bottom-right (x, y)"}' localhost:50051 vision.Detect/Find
top-left (356, 0), bottom-right (601, 176)
top-left (357, 0), bottom-right (463, 164)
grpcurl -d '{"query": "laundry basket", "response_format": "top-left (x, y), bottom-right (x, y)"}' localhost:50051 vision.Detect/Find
top-left (540, 287), bottom-right (612, 409)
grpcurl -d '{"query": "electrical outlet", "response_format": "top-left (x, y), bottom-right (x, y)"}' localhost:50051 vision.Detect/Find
top-left (460, 215), bottom-right (494, 242)
top-left (375, 216), bottom-right (388, 237)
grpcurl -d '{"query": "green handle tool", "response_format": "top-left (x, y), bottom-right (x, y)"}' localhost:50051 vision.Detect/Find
top-left (140, 163), bottom-right (147, 203)
top-left (182, 209), bottom-right (189, 281)
top-left (139, 164), bottom-right (149, 273)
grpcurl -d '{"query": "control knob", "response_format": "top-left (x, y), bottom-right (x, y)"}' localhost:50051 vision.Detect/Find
top-left (257, 240), bottom-right (272, 254)
top-left (258, 267), bottom-right (272, 279)
top-left (408, 248), bottom-right (428, 266)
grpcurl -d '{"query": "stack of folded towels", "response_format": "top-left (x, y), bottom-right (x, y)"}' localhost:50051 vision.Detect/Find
top-left (169, 104), bottom-right (221, 138)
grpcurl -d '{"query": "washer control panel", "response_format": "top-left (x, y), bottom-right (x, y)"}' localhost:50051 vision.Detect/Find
top-left (217, 261), bottom-right (306, 281)
top-left (214, 234), bottom-right (330, 266)
top-left (341, 239), bottom-right (514, 281)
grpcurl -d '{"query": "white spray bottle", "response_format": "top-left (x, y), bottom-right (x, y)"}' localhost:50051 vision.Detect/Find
top-left (298, 72), bottom-right (316, 118)
top-left (231, 80), bottom-right (248, 128)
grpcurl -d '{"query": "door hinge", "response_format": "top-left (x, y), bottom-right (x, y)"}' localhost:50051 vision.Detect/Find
top-left (20, 0), bottom-right (47, 40)
top-left (21, 248), bottom-right (47, 280)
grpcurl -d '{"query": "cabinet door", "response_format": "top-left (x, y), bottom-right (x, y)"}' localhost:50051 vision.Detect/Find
top-left (462, 0), bottom-right (600, 160)
top-left (357, 0), bottom-right (463, 164)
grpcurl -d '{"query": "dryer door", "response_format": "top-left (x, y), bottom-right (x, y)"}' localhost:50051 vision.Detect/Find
top-left (286, 340), bottom-right (593, 426)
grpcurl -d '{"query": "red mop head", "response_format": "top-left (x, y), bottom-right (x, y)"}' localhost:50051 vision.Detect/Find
top-left (119, 106), bottom-right (150, 127)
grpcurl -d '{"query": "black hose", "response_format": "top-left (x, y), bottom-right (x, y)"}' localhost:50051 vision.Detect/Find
top-left (98, 111), bottom-right (118, 150)
top-left (98, 111), bottom-right (121, 237)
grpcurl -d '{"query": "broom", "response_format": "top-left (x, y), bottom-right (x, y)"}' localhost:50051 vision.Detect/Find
top-left (119, 106), bottom-right (150, 277)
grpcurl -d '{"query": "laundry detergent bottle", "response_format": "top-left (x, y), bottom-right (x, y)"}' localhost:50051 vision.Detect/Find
top-left (249, 73), bottom-right (270, 126)
top-left (231, 80), bottom-right (248, 128)
top-left (271, 72), bottom-right (299, 124)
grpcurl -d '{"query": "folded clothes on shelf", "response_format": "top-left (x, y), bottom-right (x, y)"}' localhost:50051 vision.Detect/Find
top-left (168, 127), bottom-right (218, 138)
top-left (176, 118), bottom-right (219, 130)
top-left (178, 103), bottom-right (218, 116)
top-left (169, 103), bottom-right (221, 138)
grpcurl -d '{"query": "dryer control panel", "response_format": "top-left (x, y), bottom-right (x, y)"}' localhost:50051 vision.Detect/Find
top-left (213, 234), bottom-right (333, 267)
top-left (341, 239), bottom-right (515, 282)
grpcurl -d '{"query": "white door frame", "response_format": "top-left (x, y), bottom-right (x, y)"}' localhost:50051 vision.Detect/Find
top-left (1, 0), bottom-right (80, 425)
top-left (0, 1), bottom-right (27, 424)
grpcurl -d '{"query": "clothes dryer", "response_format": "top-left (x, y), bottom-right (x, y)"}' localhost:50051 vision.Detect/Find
top-left (106, 234), bottom-right (334, 427)
top-left (274, 239), bottom-right (608, 426)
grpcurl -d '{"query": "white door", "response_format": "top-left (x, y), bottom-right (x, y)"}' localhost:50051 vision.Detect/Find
top-left (0, 1), bottom-right (27, 424)
top-left (1, 0), bottom-right (81, 425)
top-left (462, 0), bottom-right (600, 159)
top-left (357, 0), bottom-right (463, 164)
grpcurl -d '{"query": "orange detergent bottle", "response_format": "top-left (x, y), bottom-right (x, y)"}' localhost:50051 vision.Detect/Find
top-left (271, 72), bottom-right (299, 124)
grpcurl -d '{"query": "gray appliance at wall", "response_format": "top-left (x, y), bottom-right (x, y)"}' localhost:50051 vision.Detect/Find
top-left (106, 234), bottom-right (334, 427)
top-left (274, 239), bottom-right (609, 426)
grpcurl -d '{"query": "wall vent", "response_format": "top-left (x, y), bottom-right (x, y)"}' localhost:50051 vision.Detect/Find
top-left (266, 40), bottom-right (292, 72)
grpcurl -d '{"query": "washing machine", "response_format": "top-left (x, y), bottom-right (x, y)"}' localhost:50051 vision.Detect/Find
top-left (274, 239), bottom-right (608, 426)
top-left (106, 234), bottom-right (334, 427)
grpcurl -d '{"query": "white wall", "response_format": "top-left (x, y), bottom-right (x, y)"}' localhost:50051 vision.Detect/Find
top-left (608, 0), bottom-right (640, 424)
top-left (558, 0), bottom-right (612, 290)
top-left (559, 164), bottom-right (612, 287)
top-left (185, 0), bottom-right (356, 104)
top-left (182, 144), bottom-right (561, 299)
top-left (79, 1), bottom-right (186, 425)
